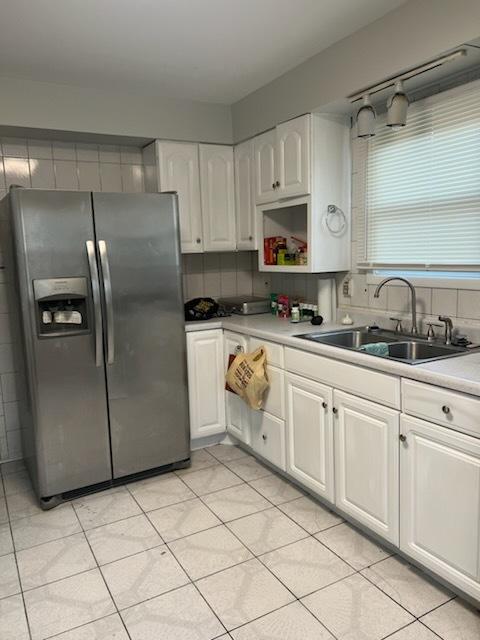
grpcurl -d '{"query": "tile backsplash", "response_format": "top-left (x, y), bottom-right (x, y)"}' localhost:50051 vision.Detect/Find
top-left (0, 136), bottom-right (146, 463)
top-left (0, 137), bottom-right (145, 199)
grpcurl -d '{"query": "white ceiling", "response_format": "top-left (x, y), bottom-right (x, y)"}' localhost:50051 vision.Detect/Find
top-left (0, 0), bottom-right (408, 104)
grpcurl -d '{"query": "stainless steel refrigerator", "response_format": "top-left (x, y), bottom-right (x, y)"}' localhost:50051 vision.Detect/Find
top-left (1, 188), bottom-right (190, 507)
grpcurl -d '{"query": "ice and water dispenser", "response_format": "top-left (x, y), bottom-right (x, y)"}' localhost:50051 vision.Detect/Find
top-left (33, 277), bottom-right (89, 337)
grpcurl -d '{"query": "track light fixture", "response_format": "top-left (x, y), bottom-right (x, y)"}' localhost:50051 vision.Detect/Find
top-left (356, 94), bottom-right (376, 138)
top-left (386, 80), bottom-right (409, 130)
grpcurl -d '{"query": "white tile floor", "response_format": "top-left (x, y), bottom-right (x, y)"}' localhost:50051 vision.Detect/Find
top-left (1, 444), bottom-right (479, 640)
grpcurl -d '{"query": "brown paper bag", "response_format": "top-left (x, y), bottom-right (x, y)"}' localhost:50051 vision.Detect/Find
top-left (225, 347), bottom-right (269, 410)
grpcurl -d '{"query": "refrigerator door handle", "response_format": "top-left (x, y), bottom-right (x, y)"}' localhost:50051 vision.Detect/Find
top-left (98, 240), bottom-right (115, 365)
top-left (85, 240), bottom-right (103, 367)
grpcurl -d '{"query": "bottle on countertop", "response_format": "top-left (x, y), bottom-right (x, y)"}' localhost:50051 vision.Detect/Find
top-left (270, 293), bottom-right (278, 316)
top-left (291, 302), bottom-right (300, 323)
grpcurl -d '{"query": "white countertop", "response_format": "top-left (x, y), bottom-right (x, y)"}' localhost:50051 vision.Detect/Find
top-left (185, 314), bottom-right (480, 398)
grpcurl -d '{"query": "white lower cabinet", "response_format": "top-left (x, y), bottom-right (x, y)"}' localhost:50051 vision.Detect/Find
top-left (224, 331), bottom-right (251, 445)
top-left (250, 410), bottom-right (286, 470)
top-left (286, 373), bottom-right (334, 502)
top-left (187, 329), bottom-right (226, 439)
top-left (333, 390), bottom-right (400, 545)
top-left (400, 414), bottom-right (480, 601)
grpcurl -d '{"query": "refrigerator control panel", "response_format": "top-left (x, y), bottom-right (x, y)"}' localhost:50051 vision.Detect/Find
top-left (33, 277), bottom-right (90, 338)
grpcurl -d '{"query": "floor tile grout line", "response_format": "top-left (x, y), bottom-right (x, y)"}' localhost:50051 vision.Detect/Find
top-left (359, 560), bottom-right (456, 622)
top-left (164, 535), bottom-right (229, 638)
top-left (74, 499), bottom-right (134, 640)
top-left (4, 481), bottom-right (33, 640)
top-left (116, 475), bottom-right (230, 638)
top-left (41, 613), bottom-right (129, 640)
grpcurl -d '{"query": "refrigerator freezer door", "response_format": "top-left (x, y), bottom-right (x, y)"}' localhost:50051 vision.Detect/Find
top-left (92, 192), bottom-right (190, 478)
top-left (9, 189), bottom-right (112, 497)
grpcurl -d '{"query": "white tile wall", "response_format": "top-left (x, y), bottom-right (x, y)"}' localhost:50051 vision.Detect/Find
top-left (0, 137), bottom-right (145, 202)
top-left (0, 136), bottom-right (146, 463)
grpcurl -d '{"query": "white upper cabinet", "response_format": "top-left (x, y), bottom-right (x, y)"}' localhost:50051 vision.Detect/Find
top-left (400, 414), bottom-right (480, 601)
top-left (156, 141), bottom-right (203, 253)
top-left (276, 115), bottom-right (311, 199)
top-left (253, 129), bottom-right (277, 205)
top-left (254, 115), bottom-right (311, 205)
top-left (199, 144), bottom-right (236, 252)
top-left (334, 390), bottom-right (400, 545)
top-left (234, 139), bottom-right (256, 250)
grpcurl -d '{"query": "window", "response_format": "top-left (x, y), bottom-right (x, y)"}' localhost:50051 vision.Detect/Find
top-left (356, 80), bottom-right (480, 269)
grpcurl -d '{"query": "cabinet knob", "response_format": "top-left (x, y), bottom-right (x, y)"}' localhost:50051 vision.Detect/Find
top-left (399, 434), bottom-right (407, 442)
top-left (332, 407), bottom-right (338, 414)
top-left (262, 433), bottom-right (267, 441)
top-left (442, 405), bottom-right (451, 415)
top-left (248, 235), bottom-right (253, 241)
top-left (322, 401), bottom-right (327, 409)
top-left (196, 238), bottom-right (201, 244)
top-left (275, 180), bottom-right (280, 187)
top-left (272, 182), bottom-right (276, 189)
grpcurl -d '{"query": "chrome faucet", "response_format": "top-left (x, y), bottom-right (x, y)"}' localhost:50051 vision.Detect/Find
top-left (374, 277), bottom-right (418, 334)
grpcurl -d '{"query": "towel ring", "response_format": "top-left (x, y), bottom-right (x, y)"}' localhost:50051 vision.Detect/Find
top-left (325, 205), bottom-right (347, 236)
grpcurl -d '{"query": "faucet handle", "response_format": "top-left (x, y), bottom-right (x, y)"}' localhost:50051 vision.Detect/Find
top-left (389, 317), bottom-right (404, 333)
top-left (426, 323), bottom-right (442, 341)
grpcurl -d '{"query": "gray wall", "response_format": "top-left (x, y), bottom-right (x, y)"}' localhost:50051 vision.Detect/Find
top-left (0, 77), bottom-right (233, 145)
top-left (231, 0), bottom-right (480, 141)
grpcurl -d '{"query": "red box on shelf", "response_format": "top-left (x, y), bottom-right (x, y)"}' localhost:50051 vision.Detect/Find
top-left (264, 236), bottom-right (286, 265)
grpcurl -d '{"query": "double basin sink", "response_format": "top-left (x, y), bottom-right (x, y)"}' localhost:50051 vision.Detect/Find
top-left (296, 327), bottom-right (472, 364)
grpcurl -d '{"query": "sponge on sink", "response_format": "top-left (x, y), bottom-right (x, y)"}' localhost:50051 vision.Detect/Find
top-left (359, 342), bottom-right (389, 356)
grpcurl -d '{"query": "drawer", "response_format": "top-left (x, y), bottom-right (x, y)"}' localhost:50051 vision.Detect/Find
top-left (249, 337), bottom-right (284, 368)
top-left (402, 379), bottom-right (480, 438)
top-left (285, 347), bottom-right (400, 409)
top-left (250, 410), bottom-right (286, 471)
top-left (262, 365), bottom-right (285, 419)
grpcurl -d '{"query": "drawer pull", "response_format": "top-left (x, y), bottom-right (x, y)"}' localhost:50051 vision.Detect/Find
top-left (399, 434), bottom-right (407, 442)
top-left (442, 405), bottom-right (451, 415)
top-left (332, 407), bottom-right (338, 414)
top-left (262, 433), bottom-right (267, 441)
top-left (322, 401), bottom-right (328, 409)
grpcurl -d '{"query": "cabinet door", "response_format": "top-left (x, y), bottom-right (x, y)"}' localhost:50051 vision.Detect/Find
top-left (250, 411), bottom-right (286, 471)
top-left (224, 331), bottom-right (251, 444)
top-left (276, 115), bottom-right (311, 199)
top-left (400, 415), bottom-right (480, 601)
top-left (187, 330), bottom-right (226, 439)
top-left (286, 373), bottom-right (334, 502)
top-left (234, 140), bottom-right (256, 250)
top-left (253, 129), bottom-right (277, 204)
top-left (157, 141), bottom-right (203, 253)
top-left (334, 390), bottom-right (399, 544)
top-left (199, 144), bottom-right (236, 251)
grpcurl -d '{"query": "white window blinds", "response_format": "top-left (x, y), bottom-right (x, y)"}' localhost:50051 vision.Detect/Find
top-left (357, 80), bottom-right (480, 268)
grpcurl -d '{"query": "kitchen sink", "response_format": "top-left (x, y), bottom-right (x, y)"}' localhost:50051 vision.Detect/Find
top-left (295, 327), bottom-right (472, 364)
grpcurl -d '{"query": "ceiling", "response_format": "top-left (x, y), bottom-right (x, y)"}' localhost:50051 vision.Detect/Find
top-left (0, 0), bottom-right (408, 104)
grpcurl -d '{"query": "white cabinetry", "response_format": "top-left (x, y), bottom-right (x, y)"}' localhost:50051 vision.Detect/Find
top-left (276, 115), bottom-right (311, 200)
top-left (224, 331), bottom-right (251, 445)
top-left (199, 144), bottom-right (236, 251)
top-left (234, 140), bottom-right (256, 249)
top-left (334, 390), bottom-right (400, 544)
top-left (286, 373), bottom-right (334, 502)
top-left (187, 330), bottom-right (225, 439)
top-left (250, 410), bottom-right (286, 470)
top-left (156, 141), bottom-right (203, 253)
top-left (253, 129), bottom-right (277, 205)
top-left (400, 414), bottom-right (480, 601)
top-left (254, 115), bottom-right (311, 204)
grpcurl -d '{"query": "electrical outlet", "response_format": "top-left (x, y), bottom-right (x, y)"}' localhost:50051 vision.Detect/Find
top-left (342, 277), bottom-right (351, 297)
